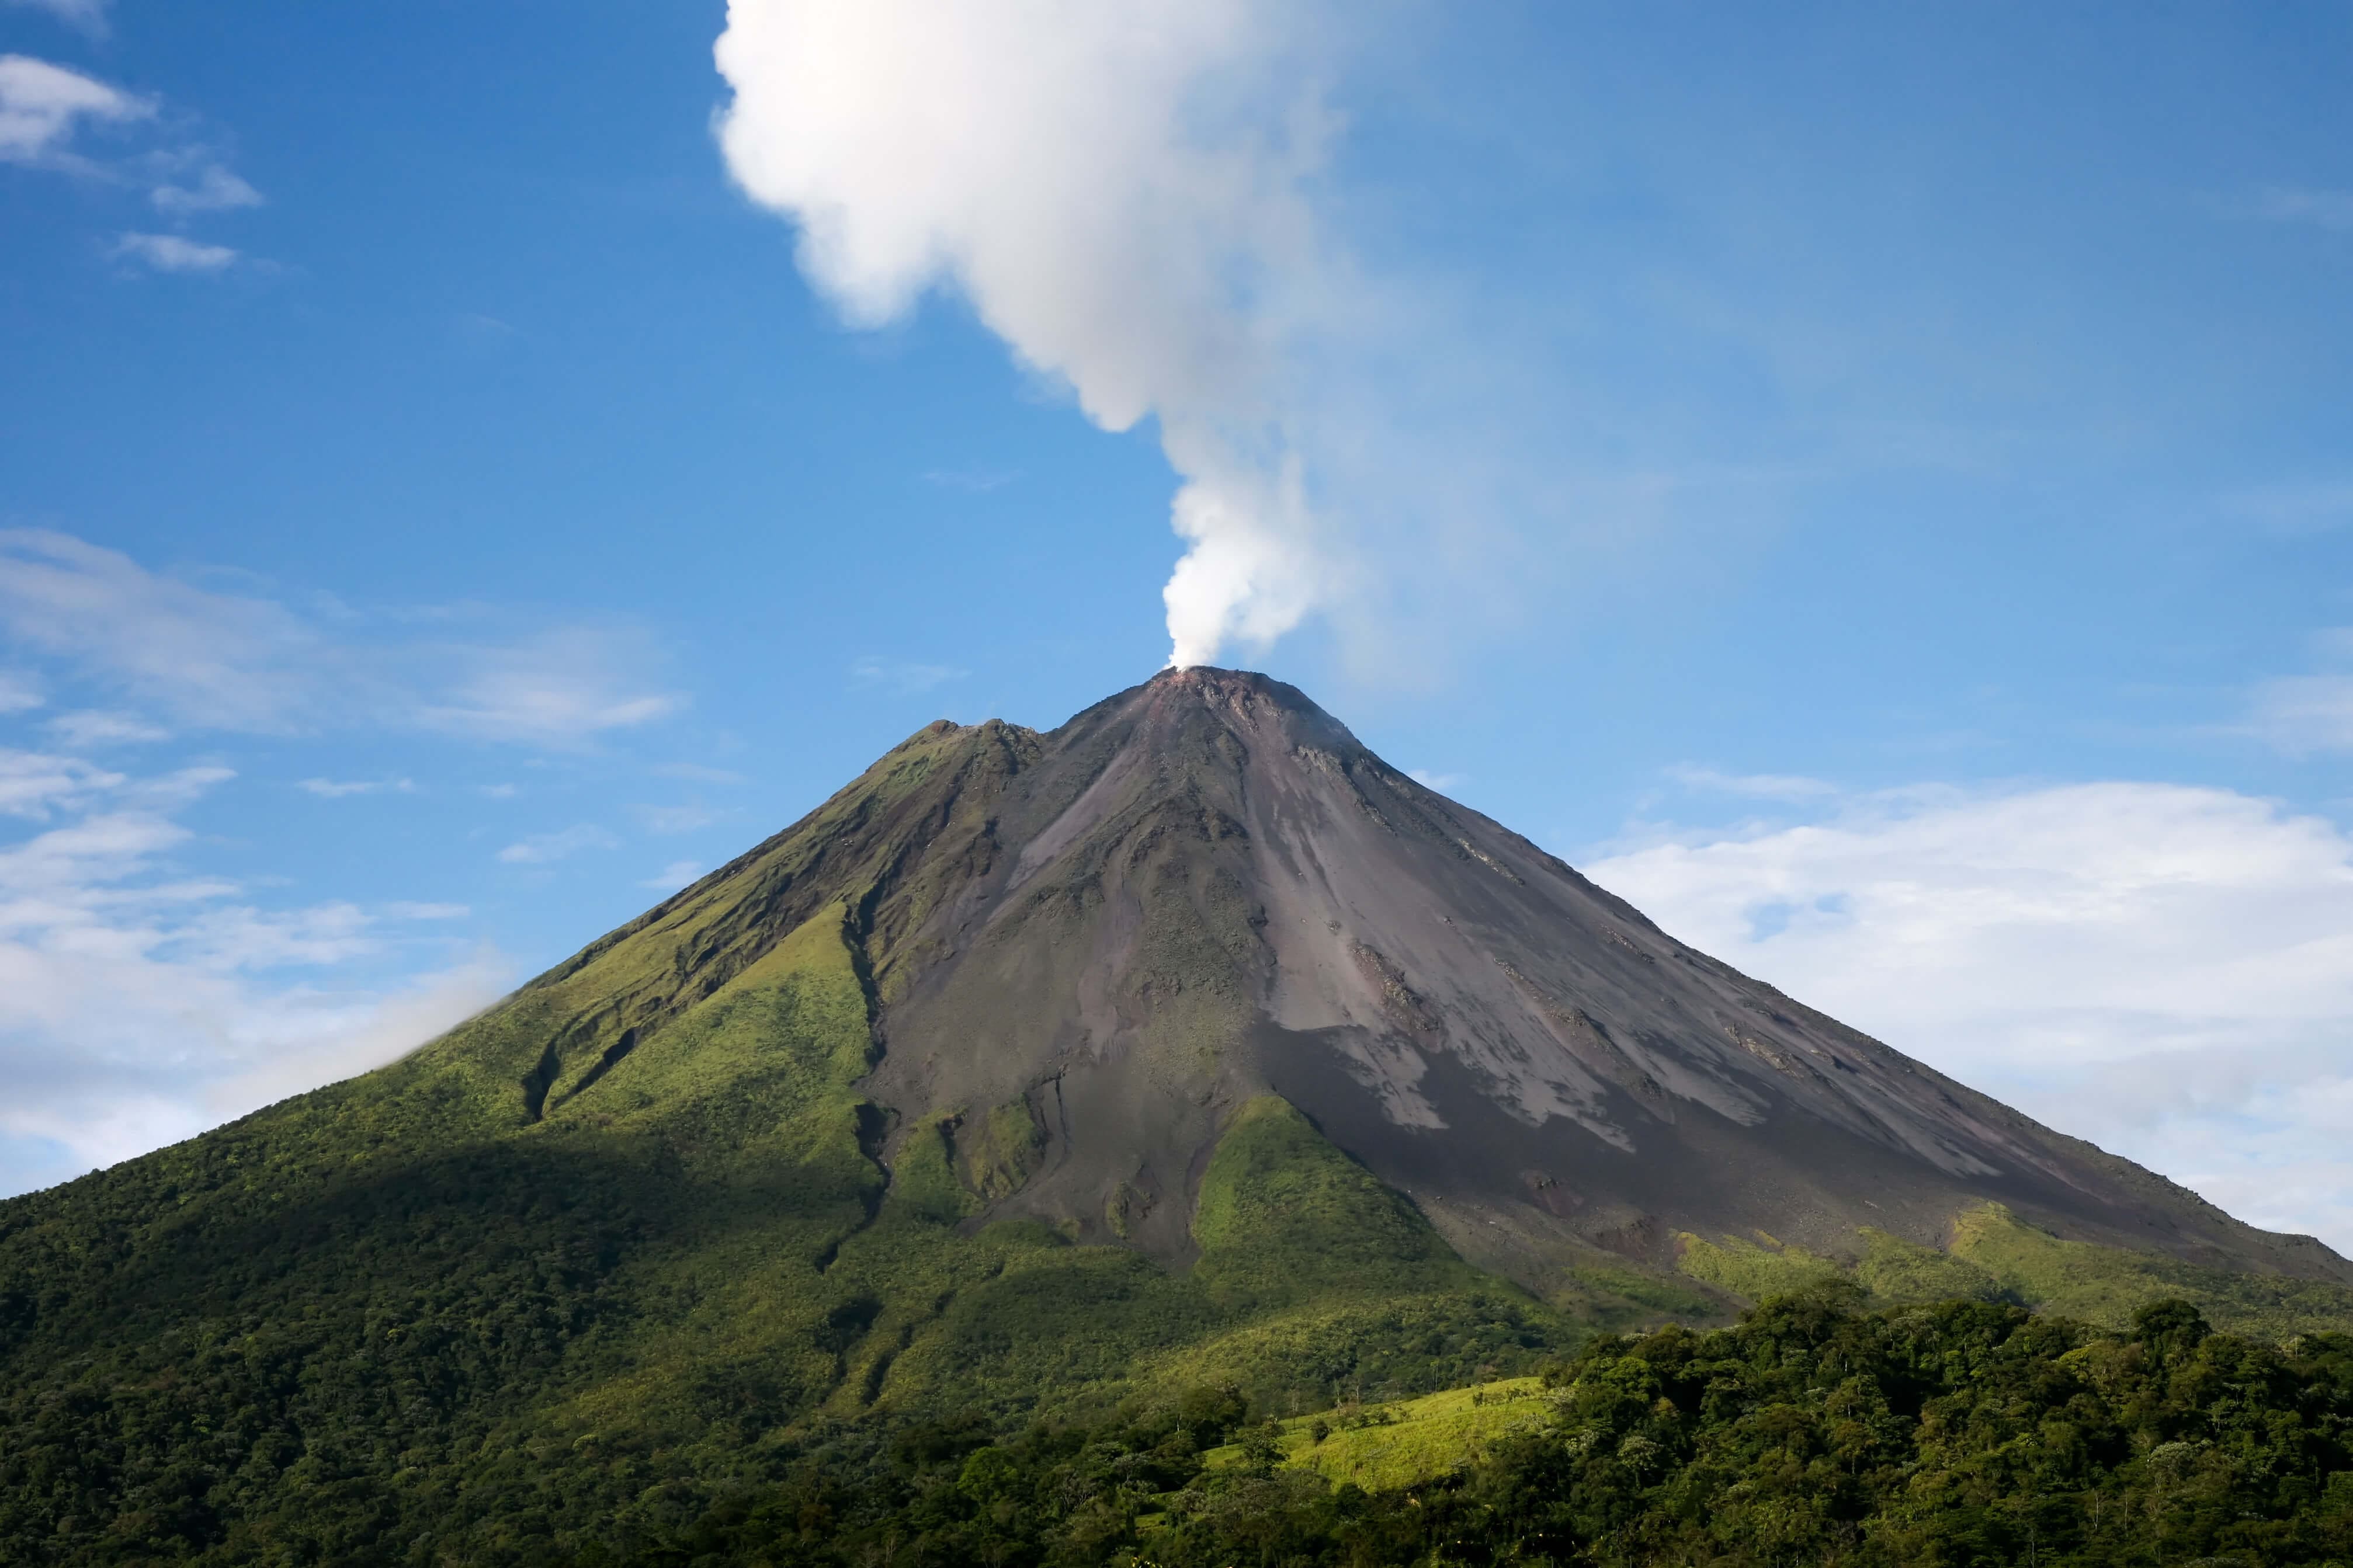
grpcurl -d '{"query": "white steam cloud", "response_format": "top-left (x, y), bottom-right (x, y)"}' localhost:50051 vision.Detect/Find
top-left (713, 0), bottom-right (1346, 667)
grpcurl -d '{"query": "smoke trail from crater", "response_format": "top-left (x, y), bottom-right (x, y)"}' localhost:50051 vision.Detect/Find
top-left (712, 0), bottom-right (1346, 667)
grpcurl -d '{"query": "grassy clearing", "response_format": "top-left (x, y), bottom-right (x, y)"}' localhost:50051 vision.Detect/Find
top-left (1204, 1376), bottom-right (1555, 1491)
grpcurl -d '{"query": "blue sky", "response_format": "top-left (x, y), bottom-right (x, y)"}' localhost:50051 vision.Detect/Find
top-left (3, 1), bottom-right (2351, 1246)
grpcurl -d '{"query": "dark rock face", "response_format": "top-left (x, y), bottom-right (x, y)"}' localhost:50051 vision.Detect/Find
top-left (667, 666), bottom-right (2347, 1291)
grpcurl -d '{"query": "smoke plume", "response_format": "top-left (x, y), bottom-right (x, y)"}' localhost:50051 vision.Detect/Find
top-left (712, 0), bottom-right (1347, 668)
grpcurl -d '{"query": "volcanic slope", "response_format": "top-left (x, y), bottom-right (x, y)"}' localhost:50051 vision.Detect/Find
top-left (4, 667), bottom-right (2352, 1560)
top-left (828, 668), bottom-right (2349, 1291)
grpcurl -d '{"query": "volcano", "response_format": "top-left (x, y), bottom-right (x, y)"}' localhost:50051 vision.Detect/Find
top-left (4, 667), bottom-right (2349, 1559)
top-left (582, 665), bottom-right (2340, 1284)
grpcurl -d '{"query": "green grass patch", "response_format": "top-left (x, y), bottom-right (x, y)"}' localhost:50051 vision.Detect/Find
top-left (1855, 1224), bottom-right (2012, 1303)
top-left (1672, 1207), bottom-right (2353, 1341)
top-left (1950, 1202), bottom-right (2353, 1337)
top-left (1204, 1376), bottom-right (1554, 1491)
top-left (1673, 1230), bottom-right (1847, 1302)
top-left (1191, 1096), bottom-right (1473, 1309)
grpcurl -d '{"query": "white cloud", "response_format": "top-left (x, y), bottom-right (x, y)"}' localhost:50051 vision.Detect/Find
top-left (418, 628), bottom-right (682, 746)
top-left (0, 536), bottom-right (686, 1196)
top-left (716, 1), bottom-right (1358, 670)
top-left (642, 859), bottom-right (703, 891)
top-left (0, 52), bottom-right (264, 233)
top-left (0, 756), bottom-right (510, 1194)
top-left (1408, 768), bottom-right (1469, 792)
top-left (0, 748), bottom-right (120, 819)
top-left (1586, 780), bottom-right (2353, 1251)
top-left (111, 231), bottom-right (241, 273)
top-left (0, 531), bottom-right (318, 727)
top-left (849, 656), bottom-right (969, 694)
top-left (495, 824), bottom-right (620, 865)
top-left (46, 708), bottom-right (169, 746)
top-left (0, 958), bottom-right (505, 1190)
top-left (2256, 185), bottom-right (2353, 233)
top-left (477, 782), bottom-right (519, 799)
top-left (297, 777), bottom-right (415, 799)
top-left (2, 1), bottom-right (109, 36)
top-left (150, 164), bottom-right (262, 214)
top-left (0, 530), bottom-right (685, 749)
top-left (0, 53), bottom-right (145, 166)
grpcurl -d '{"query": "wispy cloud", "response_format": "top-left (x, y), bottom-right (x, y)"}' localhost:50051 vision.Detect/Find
top-left (634, 803), bottom-right (721, 835)
top-left (110, 231), bottom-right (241, 273)
top-left (2, 1), bottom-right (111, 37)
top-left (0, 531), bottom-right (686, 750)
top-left (1588, 780), bottom-right (2353, 1250)
top-left (641, 859), bottom-right (703, 891)
top-left (1407, 768), bottom-right (1469, 792)
top-left (0, 53), bottom-right (146, 168)
top-left (0, 531), bottom-right (317, 728)
top-left (477, 783), bottom-right (519, 800)
top-left (0, 754), bottom-right (508, 1191)
top-left (0, 51), bottom-right (263, 287)
top-left (384, 901), bottom-right (468, 921)
top-left (2255, 185), bottom-right (2353, 233)
top-left (297, 777), bottom-right (416, 799)
top-left (495, 824), bottom-right (619, 865)
top-left (150, 164), bottom-right (262, 214)
top-left (43, 709), bottom-right (165, 747)
top-left (2248, 674), bottom-right (2353, 754)
top-left (2237, 630), bottom-right (2353, 755)
top-left (417, 628), bottom-right (683, 748)
top-left (850, 656), bottom-right (969, 695)
top-left (654, 762), bottom-right (747, 785)
top-left (1664, 763), bottom-right (1840, 802)
top-left (0, 748), bottom-right (120, 819)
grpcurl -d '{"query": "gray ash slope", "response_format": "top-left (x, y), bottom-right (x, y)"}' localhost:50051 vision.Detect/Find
top-left (761, 666), bottom-right (2349, 1291)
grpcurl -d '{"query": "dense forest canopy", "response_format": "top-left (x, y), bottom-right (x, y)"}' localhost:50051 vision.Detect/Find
top-left (11, 1288), bottom-right (2348, 1565)
top-left (610, 1295), bottom-right (2353, 1568)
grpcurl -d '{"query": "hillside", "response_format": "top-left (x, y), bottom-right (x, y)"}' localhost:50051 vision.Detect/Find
top-left (1, 666), bottom-right (2348, 1562)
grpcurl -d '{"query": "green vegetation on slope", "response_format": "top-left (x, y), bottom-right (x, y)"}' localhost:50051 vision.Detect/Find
top-left (1191, 1096), bottom-right (1466, 1306)
top-left (608, 1295), bottom-right (2353, 1567)
top-left (1951, 1202), bottom-right (2353, 1338)
top-left (1675, 1204), bottom-right (2353, 1341)
top-left (1673, 1231), bottom-right (1849, 1304)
